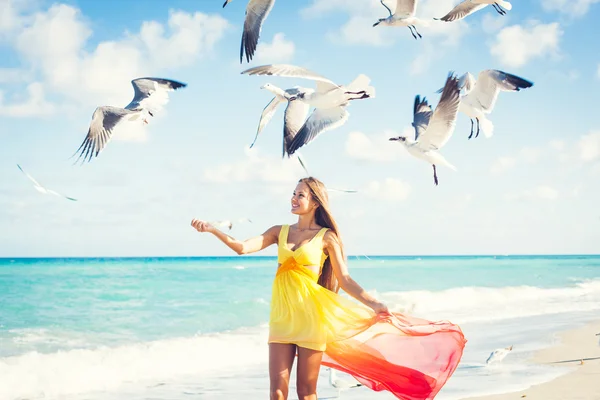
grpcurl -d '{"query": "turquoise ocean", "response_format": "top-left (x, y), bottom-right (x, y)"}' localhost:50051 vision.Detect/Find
top-left (1, 255), bottom-right (599, 400)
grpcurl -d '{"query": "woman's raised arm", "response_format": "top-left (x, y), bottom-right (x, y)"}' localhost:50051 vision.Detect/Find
top-left (324, 231), bottom-right (389, 314)
top-left (191, 219), bottom-right (280, 255)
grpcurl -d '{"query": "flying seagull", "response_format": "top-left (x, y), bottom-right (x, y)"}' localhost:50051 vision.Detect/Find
top-left (241, 64), bottom-right (375, 155)
top-left (16, 164), bottom-right (77, 201)
top-left (373, 0), bottom-right (429, 40)
top-left (251, 83), bottom-right (311, 175)
top-left (210, 218), bottom-right (253, 230)
top-left (445, 69), bottom-right (533, 139)
top-left (72, 77), bottom-right (187, 164)
top-left (327, 368), bottom-right (362, 397)
top-left (435, 0), bottom-right (512, 22)
top-left (223, 0), bottom-right (276, 63)
top-left (486, 345), bottom-right (513, 364)
top-left (389, 72), bottom-right (461, 186)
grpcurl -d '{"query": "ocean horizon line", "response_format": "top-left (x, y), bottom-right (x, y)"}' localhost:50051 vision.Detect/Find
top-left (1, 254), bottom-right (599, 261)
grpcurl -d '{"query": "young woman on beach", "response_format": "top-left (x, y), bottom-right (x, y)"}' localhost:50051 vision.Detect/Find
top-left (191, 177), bottom-right (466, 400)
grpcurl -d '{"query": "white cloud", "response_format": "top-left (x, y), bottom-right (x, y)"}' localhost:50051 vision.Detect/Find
top-left (505, 185), bottom-right (559, 201)
top-left (577, 131), bottom-right (600, 162)
top-left (253, 33), bottom-right (295, 63)
top-left (481, 13), bottom-right (508, 34)
top-left (541, 0), bottom-right (600, 17)
top-left (345, 129), bottom-right (409, 162)
top-left (519, 146), bottom-right (541, 163)
top-left (597, 63), bottom-right (600, 78)
top-left (0, 68), bottom-right (32, 83)
top-left (549, 139), bottom-right (565, 151)
top-left (202, 147), bottom-right (306, 184)
top-left (0, 82), bottom-right (56, 117)
top-left (490, 156), bottom-right (517, 174)
top-left (3, 4), bottom-right (230, 116)
top-left (364, 178), bottom-right (411, 201)
top-left (490, 21), bottom-right (563, 68)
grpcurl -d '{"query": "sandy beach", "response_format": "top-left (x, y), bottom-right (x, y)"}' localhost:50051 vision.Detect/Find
top-left (463, 320), bottom-right (600, 400)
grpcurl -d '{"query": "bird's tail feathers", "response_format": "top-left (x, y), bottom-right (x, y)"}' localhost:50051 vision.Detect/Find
top-left (479, 118), bottom-right (494, 138)
top-left (346, 74), bottom-right (371, 92)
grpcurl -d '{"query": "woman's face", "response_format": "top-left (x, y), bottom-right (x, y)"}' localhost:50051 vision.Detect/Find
top-left (291, 182), bottom-right (317, 215)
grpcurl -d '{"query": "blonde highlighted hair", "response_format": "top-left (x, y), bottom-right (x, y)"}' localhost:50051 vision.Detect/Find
top-left (298, 177), bottom-right (345, 293)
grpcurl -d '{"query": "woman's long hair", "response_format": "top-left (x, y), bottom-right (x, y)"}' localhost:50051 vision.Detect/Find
top-left (299, 177), bottom-right (345, 293)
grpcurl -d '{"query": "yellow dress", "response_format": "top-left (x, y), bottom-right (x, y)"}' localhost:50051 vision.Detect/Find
top-left (267, 224), bottom-right (468, 400)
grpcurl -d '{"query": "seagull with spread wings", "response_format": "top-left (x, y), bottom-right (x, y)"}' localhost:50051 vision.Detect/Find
top-left (450, 69), bottom-right (533, 139)
top-left (223, 0), bottom-right (276, 63)
top-left (16, 164), bottom-right (77, 201)
top-left (435, 0), bottom-right (512, 22)
top-left (373, 0), bottom-right (429, 40)
top-left (389, 72), bottom-right (461, 186)
top-left (72, 77), bottom-right (187, 164)
top-left (241, 64), bottom-right (375, 156)
top-left (249, 82), bottom-right (311, 175)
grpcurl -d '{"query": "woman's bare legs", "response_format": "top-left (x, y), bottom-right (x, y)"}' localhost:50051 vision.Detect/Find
top-left (296, 346), bottom-right (324, 400)
top-left (269, 343), bottom-right (297, 400)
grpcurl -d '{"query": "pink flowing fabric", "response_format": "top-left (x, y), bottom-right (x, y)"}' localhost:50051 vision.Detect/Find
top-left (321, 312), bottom-right (466, 400)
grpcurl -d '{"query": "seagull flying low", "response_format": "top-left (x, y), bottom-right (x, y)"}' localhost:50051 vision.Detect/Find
top-left (222, 0), bottom-right (276, 63)
top-left (435, 0), bottom-right (512, 22)
top-left (16, 164), bottom-right (77, 201)
top-left (241, 64), bottom-right (375, 156)
top-left (373, 0), bottom-right (429, 40)
top-left (250, 83), bottom-right (311, 175)
top-left (327, 367), bottom-right (363, 397)
top-left (389, 72), bottom-right (461, 186)
top-left (210, 218), bottom-right (253, 230)
top-left (443, 69), bottom-right (533, 139)
top-left (72, 77), bottom-right (187, 164)
top-left (486, 345), bottom-right (513, 364)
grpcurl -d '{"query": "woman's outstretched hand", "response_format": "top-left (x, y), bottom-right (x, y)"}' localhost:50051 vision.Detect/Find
top-left (191, 219), bottom-right (215, 233)
top-left (371, 301), bottom-right (390, 315)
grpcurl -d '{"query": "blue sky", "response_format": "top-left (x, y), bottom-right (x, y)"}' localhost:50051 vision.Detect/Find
top-left (0, 0), bottom-right (598, 257)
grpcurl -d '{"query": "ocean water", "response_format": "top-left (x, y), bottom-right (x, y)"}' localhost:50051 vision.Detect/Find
top-left (1, 255), bottom-right (599, 400)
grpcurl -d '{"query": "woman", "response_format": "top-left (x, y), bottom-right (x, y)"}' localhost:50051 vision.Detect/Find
top-left (191, 177), bottom-right (466, 400)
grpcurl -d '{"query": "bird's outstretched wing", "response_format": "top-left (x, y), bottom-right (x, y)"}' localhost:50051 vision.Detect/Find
top-left (283, 99), bottom-right (310, 157)
top-left (251, 95), bottom-right (286, 148)
top-left (287, 106), bottom-right (350, 155)
top-left (240, 0), bottom-right (276, 63)
top-left (435, 0), bottom-right (487, 22)
top-left (417, 72), bottom-right (460, 150)
top-left (72, 106), bottom-right (134, 164)
top-left (394, 0), bottom-right (417, 17)
top-left (412, 95), bottom-right (433, 141)
top-left (241, 64), bottom-right (339, 86)
top-left (468, 69), bottom-right (534, 113)
top-left (125, 77), bottom-right (187, 114)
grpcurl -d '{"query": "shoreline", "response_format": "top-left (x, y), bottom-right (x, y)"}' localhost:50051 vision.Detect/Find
top-left (461, 320), bottom-right (600, 400)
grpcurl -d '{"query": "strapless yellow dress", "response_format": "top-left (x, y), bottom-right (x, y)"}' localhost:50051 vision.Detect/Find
top-left (268, 224), bottom-right (467, 400)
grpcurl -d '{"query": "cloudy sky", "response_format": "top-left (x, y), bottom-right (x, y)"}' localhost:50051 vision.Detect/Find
top-left (0, 0), bottom-right (598, 257)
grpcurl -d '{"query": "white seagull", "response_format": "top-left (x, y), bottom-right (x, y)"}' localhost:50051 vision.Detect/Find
top-left (16, 164), bottom-right (77, 201)
top-left (241, 64), bottom-right (375, 155)
top-left (373, 0), bottom-right (429, 40)
top-left (435, 0), bottom-right (512, 22)
top-left (448, 69), bottom-right (533, 139)
top-left (389, 72), bottom-right (461, 186)
top-left (210, 218), bottom-right (253, 231)
top-left (486, 345), bottom-right (513, 364)
top-left (250, 83), bottom-right (311, 175)
top-left (72, 77), bottom-right (187, 164)
top-left (223, 0), bottom-right (276, 63)
top-left (327, 368), bottom-right (362, 397)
